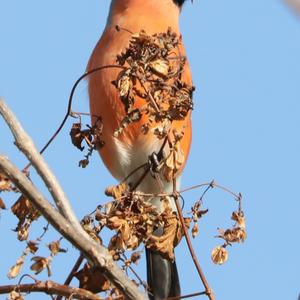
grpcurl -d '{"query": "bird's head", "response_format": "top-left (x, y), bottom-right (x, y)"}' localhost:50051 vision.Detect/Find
top-left (172, 0), bottom-right (188, 8)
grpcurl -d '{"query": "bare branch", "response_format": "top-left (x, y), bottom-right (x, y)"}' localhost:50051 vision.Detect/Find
top-left (0, 156), bottom-right (146, 300)
top-left (0, 280), bottom-right (102, 300)
top-left (0, 98), bottom-right (83, 233)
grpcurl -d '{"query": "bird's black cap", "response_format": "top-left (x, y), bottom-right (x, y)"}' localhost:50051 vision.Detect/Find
top-left (172, 0), bottom-right (188, 7)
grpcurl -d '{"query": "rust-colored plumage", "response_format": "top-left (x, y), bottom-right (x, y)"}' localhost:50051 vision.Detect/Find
top-left (87, 1), bottom-right (193, 299)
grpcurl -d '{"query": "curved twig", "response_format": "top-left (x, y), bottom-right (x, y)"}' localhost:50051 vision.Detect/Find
top-left (23, 64), bottom-right (125, 171)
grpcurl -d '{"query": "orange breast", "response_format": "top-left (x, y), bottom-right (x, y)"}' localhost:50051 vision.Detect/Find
top-left (87, 7), bottom-right (192, 180)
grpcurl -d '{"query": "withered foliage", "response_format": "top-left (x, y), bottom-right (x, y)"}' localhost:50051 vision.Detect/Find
top-left (7, 255), bottom-right (26, 279)
top-left (8, 240), bottom-right (40, 279)
top-left (7, 291), bottom-right (24, 300)
top-left (0, 28), bottom-right (246, 300)
top-left (30, 256), bottom-right (52, 276)
top-left (81, 215), bottom-right (102, 243)
top-left (0, 171), bottom-right (11, 192)
top-left (69, 118), bottom-right (104, 168)
top-left (211, 246), bottom-right (228, 265)
top-left (112, 28), bottom-right (194, 138)
top-left (95, 184), bottom-right (183, 260)
top-left (48, 239), bottom-right (67, 256)
top-left (11, 195), bottom-right (41, 241)
top-left (211, 209), bottom-right (246, 265)
top-left (75, 263), bottom-right (110, 293)
top-left (0, 197), bottom-right (6, 210)
top-left (189, 200), bottom-right (209, 238)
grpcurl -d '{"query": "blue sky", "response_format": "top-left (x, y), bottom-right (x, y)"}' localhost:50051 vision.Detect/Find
top-left (1, 1), bottom-right (300, 299)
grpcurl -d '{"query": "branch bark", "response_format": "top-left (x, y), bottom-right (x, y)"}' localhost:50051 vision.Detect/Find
top-left (0, 280), bottom-right (102, 300)
top-left (0, 98), bottom-right (83, 234)
top-left (0, 98), bottom-right (146, 300)
top-left (0, 156), bottom-right (146, 300)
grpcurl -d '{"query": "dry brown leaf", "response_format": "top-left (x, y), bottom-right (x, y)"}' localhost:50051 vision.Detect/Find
top-left (114, 109), bottom-right (142, 137)
top-left (0, 172), bottom-right (11, 191)
top-left (0, 197), bottom-right (6, 210)
top-left (69, 123), bottom-right (86, 151)
top-left (17, 225), bottom-right (29, 241)
top-left (75, 263), bottom-right (110, 293)
top-left (11, 195), bottom-right (41, 225)
top-left (7, 255), bottom-right (25, 279)
top-left (8, 291), bottom-right (24, 300)
top-left (105, 183), bottom-right (128, 200)
top-left (231, 211), bottom-right (246, 229)
top-left (149, 59), bottom-right (169, 77)
top-left (218, 227), bottom-right (247, 243)
top-left (163, 143), bottom-right (185, 181)
top-left (108, 234), bottom-right (126, 252)
top-left (113, 28), bottom-right (193, 140)
top-left (125, 234), bottom-right (140, 250)
top-left (30, 256), bottom-right (51, 275)
top-left (211, 246), bottom-right (228, 265)
top-left (118, 71), bottom-right (132, 98)
top-left (27, 240), bottom-right (39, 254)
top-left (48, 240), bottom-right (66, 256)
top-left (130, 251), bottom-right (142, 265)
top-left (192, 222), bottom-right (199, 238)
top-left (146, 213), bottom-right (182, 260)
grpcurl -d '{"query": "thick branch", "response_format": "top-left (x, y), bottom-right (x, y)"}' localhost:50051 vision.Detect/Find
top-left (0, 98), bottom-right (82, 233)
top-left (0, 280), bottom-right (101, 300)
top-left (0, 156), bottom-right (146, 300)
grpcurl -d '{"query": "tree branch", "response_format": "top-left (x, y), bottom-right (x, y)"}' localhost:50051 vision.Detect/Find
top-left (0, 98), bottom-right (146, 300)
top-left (0, 156), bottom-right (146, 300)
top-left (0, 98), bottom-right (82, 234)
top-left (0, 280), bottom-right (102, 300)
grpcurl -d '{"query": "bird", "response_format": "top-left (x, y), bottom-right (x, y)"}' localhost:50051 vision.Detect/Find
top-left (87, 1), bottom-right (193, 299)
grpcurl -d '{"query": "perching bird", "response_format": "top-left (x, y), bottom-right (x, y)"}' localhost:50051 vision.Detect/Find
top-left (87, 1), bottom-right (192, 299)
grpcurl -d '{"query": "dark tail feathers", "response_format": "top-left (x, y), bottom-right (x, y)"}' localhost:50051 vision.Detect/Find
top-left (146, 248), bottom-right (180, 300)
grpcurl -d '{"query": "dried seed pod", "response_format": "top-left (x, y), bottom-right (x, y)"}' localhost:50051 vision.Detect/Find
top-left (211, 246), bottom-right (228, 265)
top-left (7, 255), bottom-right (25, 279)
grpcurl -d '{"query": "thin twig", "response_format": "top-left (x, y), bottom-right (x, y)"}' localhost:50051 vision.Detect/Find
top-left (179, 181), bottom-right (241, 200)
top-left (55, 254), bottom-right (85, 300)
top-left (22, 65), bottom-right (126, 172)
top-left (121, 254), bottom-right (147, 290)
top-left (139, 79), bottom-right (160, 113)
top-left (172, 178), bottom-right (215, 300)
